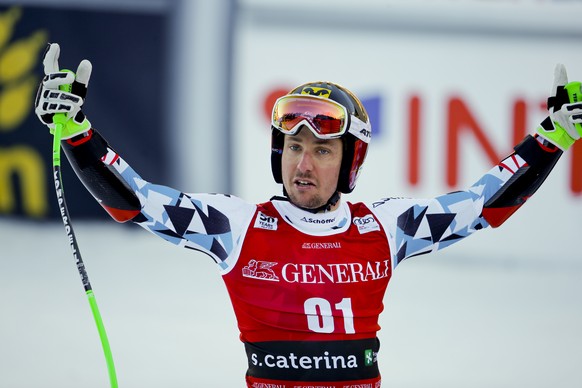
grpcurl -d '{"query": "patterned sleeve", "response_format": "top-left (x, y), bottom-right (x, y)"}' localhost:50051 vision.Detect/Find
top-left (369, 191), bottom-right (488, 269)
top-left (60, 128), bottom-right (256, 270)
top-left (103, 148), bottom-right (257, 270)
top-left (368, 135), bottom-right (561, 268)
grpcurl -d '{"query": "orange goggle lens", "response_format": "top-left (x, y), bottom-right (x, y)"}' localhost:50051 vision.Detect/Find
top-left (272, 95), bottom-right (348, 138)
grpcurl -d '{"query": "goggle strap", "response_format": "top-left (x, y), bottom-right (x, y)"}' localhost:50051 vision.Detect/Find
top-left (348, 115), bottom-right (372, 143)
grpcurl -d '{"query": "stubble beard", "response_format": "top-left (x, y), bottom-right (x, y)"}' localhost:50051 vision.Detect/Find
top-left (287, 190), bottom-right (326, 210)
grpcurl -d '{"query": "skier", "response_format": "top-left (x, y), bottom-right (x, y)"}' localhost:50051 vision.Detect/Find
top-left (35, 43), bottom-right (582, 387)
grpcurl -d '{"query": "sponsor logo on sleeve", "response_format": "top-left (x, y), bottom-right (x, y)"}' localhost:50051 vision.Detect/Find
top-left (353, 214), bottom-right (380, 234)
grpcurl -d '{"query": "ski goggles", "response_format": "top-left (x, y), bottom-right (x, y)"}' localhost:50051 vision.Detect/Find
top-left (272, 94), bottom-right (351, 139)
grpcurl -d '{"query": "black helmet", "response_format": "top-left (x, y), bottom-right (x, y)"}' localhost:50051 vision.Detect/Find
top-left (270, 81), bottom-right (371, 194)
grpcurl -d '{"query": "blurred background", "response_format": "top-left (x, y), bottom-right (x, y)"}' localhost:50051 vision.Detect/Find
top-left (1, 0), bottom-right (581, 387)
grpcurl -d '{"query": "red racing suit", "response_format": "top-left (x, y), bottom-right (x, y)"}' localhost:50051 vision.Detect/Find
top-left (227, 201), bottom-right (391, 386)
top-left (60, 128), bottom-right (562, 387)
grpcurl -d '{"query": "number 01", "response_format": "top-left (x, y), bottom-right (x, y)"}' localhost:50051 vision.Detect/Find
top-left (304, 297), bottom-right (355, 334)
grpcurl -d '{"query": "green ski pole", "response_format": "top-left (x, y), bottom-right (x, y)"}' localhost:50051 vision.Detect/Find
top-left (52, 71), bottom-right (118, 388)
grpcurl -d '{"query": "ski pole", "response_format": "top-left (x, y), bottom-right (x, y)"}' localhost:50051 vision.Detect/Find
top-left (52, 73), bottom-right (118, 388)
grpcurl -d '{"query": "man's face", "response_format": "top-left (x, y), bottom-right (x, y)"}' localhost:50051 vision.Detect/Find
top-left (281, 127), bottom-right (343, 211)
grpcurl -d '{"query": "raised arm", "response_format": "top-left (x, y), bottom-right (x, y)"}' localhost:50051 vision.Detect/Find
top-left (34, 43), bottom-right (256, 267)
top-left (371, 64), bottom-right (582, 266)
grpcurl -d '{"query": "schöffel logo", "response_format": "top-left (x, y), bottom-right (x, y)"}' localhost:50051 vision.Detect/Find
top-left (254, 211), bottom-right (278, 230)
top-left (301, 87), bottom-right (331, 98)
top-left (353, 215), bottom-right (380, 234)
top-left (242, 260), bottom-right (280, 282)
top-left (300, 216), bottom-right (335, 225)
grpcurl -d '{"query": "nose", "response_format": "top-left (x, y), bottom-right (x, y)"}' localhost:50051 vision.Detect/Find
top-left (296, 150), bottom-right (314, 173)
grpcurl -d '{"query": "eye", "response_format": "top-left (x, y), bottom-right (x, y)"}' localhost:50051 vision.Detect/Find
top-left (288, 144), bottom-right (301, 151)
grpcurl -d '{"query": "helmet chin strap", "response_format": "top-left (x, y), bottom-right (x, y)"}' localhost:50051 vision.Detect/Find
top-left (271, 188), bottom-right (341, 214)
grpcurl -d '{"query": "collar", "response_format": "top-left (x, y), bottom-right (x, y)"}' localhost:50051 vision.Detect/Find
top-left (271, 199), bottom-right (351, 235)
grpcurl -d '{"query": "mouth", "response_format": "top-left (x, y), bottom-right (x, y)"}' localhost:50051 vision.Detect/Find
top-left (294, 179), bottom-right (315, 188)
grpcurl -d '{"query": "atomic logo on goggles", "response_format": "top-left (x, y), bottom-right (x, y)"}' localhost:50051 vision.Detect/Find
top-left (301, 87), bottom-right (331, 98)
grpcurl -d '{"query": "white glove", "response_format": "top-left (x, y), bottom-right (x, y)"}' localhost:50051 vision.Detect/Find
top-left (537, 64), bottom-right (582, 150)
top-left (34, 43), bottom-right (93, 139)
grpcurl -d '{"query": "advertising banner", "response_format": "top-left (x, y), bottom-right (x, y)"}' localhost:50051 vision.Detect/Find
top-left (232, 5), bottom-right (582, 262)
top-left (0, 5), bottom-right (169, 219)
